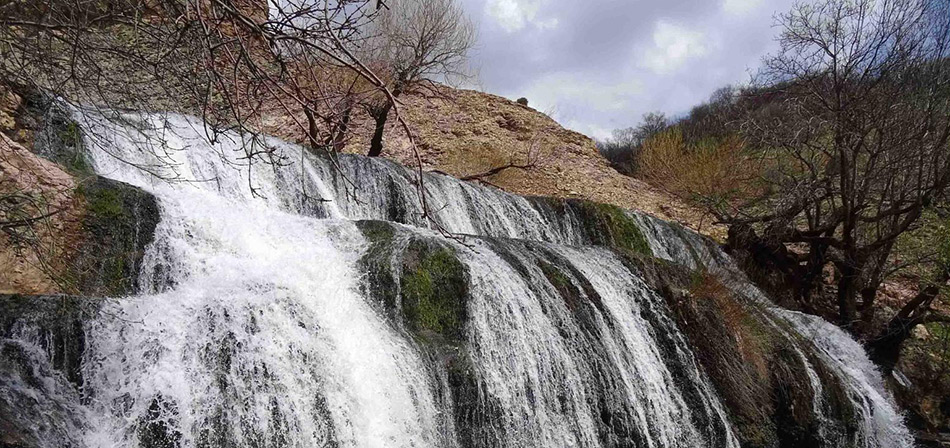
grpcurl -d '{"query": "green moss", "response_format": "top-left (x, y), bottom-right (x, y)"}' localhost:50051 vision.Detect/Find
top-left (573, 200), bottom-right (652, 256)
top-left (358, 220), bottom-right (396, 245)
top-left (57, 119), bottom-right (92, 174)
top-left (354, 222), bottom-right (470, 343)
top-left (400, 240), bottom-right (469, 342)
top-left (84, 186), bottom-right (126, 221)
top-left (528, 196), bottom-right (654, 256)
top-left (59, 121), bottom-right (81, 146)
top-left (69, 178), bottom-right (160, 296)
top-left (538, 260), bottom-right (572, 292)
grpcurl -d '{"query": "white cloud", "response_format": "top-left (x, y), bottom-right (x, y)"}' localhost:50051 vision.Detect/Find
top-left (722, 0), bottom-right (763, 16)
top-left (518, 72), bottom-right (643, 117)
top-left (641, 21), bottom-right (709, 74)
top-left (566, 120), bottom-right (613, 141)
top-left (486, 0), bottom-right (558, 32)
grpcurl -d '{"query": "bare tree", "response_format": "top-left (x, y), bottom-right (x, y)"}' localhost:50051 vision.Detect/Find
top-left (710, 0), bottom-right (950, 370)
top-left (598, 111), bottom-right (668, 174)
top-left (361, 0), bottom-right (475, 157)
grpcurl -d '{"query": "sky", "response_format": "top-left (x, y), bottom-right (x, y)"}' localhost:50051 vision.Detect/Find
top-left (456, 0), bottom-right (798, 140)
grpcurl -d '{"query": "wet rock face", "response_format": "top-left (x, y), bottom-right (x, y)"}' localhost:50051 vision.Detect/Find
top-left (0, 295), bottom-right (97, 448)
top-left (631, 259), bottom-right (862, 448)
top-left (29, 96), bottom-right (92, 176)
top-left (527, 197), bottom-right (653, 256)
top-left (355, 220), bottom-right (471, 345)
top-left (0, 295), bottom-right (95, 386)
top-left (72, 177), bottom-right (160, 296)
top-left (353, 220), bottom-right (861, 448)
top-left (398, 239), bottom-right (470, 343)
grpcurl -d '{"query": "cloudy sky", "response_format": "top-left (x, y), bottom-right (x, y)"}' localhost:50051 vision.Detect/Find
top-left (455, 0), bottom-right (797, 140)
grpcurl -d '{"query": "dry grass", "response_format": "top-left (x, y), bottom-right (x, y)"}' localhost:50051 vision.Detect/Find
top-left (689, 271), bottom-right (771, 380)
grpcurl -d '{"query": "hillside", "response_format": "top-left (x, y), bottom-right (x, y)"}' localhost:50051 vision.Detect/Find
top-left (264, 85), bottom-right (720, 237)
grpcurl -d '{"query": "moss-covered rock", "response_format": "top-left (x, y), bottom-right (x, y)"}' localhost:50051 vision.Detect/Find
top-left (575, 201), bottom-right (652, 256)
top-left (355, 221), bottom-right (471, 344)
top-left (71, 177), bottom-right (160, 296)
top-left (356, 222), bottom-right (487, 446)
top-left (399, 240), bottom-right (469, 342)
top-left (529, 196), bottom-right (652, 256)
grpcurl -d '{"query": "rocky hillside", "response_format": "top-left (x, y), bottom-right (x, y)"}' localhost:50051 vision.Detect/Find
top-left (267, 85), bottom-right (719, 237)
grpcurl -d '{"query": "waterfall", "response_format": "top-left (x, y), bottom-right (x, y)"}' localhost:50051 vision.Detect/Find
top-left (458, 240), bottom-right (737, 447)
top-left (776, 311), bottom-right (914, 448)
top-left (631, 209), bottom-right (914, 448)
top-left (0, 107), bottom-right (912, 447)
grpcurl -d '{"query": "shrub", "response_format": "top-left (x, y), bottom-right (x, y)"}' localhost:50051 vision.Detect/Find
top-left (638, 127), bottom-right (757, 208)
top-left (516, 97), bottom-right (528, 106)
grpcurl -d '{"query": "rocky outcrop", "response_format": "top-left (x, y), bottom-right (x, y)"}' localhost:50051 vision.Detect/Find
top-left (1, 99), bottom-right (160, 297)
top-left (636, 264), bottom-right (860, 447)
top-left (0, 133), bottom-right (78, 294)
top-left (70, 177), bottom-right (160, 296)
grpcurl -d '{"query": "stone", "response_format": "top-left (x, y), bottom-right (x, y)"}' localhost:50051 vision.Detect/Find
top-left (912, 325), bottom-right (931, 341)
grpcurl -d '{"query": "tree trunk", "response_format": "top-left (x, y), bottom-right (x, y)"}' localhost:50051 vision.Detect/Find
top-left (798, 243), bottom-right (828, 311)
top-left (836, 260), bottom-right (859, 330)
top-left (858, 243), bottom-right (895, 332)
top-left (868, 269), bottom-right (949, 374)
top-left (331, 106), bottom-right (352, 153)
top-left (868, 288), bottom-right (940, 374)
top-left (304, 108), bottom-right (320, 153)
top-left (367, 102), bottom-right (392, 157)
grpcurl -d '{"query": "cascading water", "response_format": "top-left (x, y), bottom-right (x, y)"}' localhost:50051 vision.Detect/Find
top-left (776, 311), bottom-right (914, 448)
top-left (632, 211), bottom-right (915, 448)
top-left (0, 106), bottom-right (913, 447)
top-left (457, 240), bottom-right (738, 447)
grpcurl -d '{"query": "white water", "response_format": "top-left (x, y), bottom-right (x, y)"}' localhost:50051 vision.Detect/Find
top-left (0, 106), bottom-right (913, 447)
top-left (634, 212), bottom-right (915, 448)
top-left (74, 109), bottom-right (742, 447)
top-left (778, 311), bottom-right (915, 448)
top-left (78, 114), bottom-right (446, 447)
top-left (459, 241), bottom-right (738, 447)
